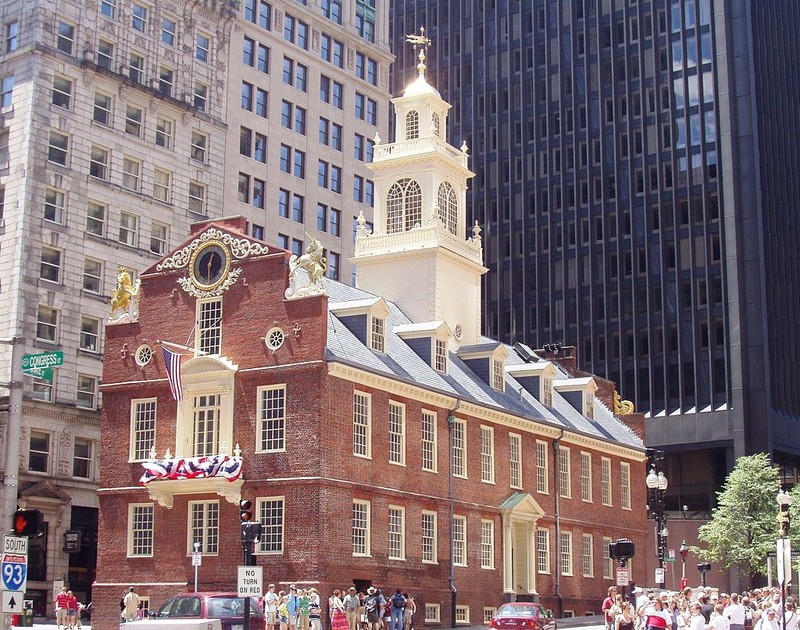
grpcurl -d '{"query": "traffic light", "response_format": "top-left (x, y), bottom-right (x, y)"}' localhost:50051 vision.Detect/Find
top-left (239, 499), bottom-right (253, 523)
top-left (12, 509), bottom-right (43, 537)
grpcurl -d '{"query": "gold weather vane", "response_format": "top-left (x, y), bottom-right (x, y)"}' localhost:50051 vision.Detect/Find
top-left (406, 27), bottom-right (432, 77)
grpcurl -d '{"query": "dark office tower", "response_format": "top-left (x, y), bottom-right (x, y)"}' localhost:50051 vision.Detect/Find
top-left (390, 0), bottom-right (800, 523)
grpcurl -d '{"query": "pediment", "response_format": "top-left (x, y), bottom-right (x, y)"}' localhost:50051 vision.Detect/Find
top-left (19, 480), bottom-right (73, 504)
top-left (499, 492), bottom-right (546, 520)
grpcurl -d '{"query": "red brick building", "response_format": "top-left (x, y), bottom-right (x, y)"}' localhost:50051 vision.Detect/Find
top-left (94, 60), bottom-right (649, 629)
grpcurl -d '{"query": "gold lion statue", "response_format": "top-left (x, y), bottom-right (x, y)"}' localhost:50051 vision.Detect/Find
top-left (109, 266), bottom-right (141, 321)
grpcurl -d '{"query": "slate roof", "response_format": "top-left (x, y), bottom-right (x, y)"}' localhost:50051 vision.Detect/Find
top-left (321, 277), bottom-right (644, 451)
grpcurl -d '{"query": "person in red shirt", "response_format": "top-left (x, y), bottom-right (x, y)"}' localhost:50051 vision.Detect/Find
top-left (54, 586), bottom-right (70, 630)
top-left (67, 590), bottom-right (79, 629)
top-left (603, 587), bottom-right (619, 630)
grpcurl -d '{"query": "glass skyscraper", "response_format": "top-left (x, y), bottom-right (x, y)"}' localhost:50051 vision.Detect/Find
top-left (389, 0), bottom-right (800, 515)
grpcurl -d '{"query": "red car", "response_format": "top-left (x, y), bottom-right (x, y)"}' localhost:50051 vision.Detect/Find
top-left (489, 602), bottom-right (556, 630)
top-left (155, 592), bottom-right (265, 630)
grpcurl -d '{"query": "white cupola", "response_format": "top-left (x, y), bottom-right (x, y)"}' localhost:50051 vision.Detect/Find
top-left (353, 29), bottom-right (487, 346)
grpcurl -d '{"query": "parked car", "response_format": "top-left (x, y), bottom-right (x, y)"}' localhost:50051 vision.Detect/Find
top-left (154, 592), bottom-right (265, 630)
top-left (489, 602), bottom-right (556, 630)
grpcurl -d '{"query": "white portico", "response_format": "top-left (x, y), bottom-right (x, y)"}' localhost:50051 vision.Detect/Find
top-left (499, 493), bottom-right (547, 599)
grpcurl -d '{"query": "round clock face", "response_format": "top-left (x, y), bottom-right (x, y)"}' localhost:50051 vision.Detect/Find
top-left (190, 242), bottom-right (230, 289)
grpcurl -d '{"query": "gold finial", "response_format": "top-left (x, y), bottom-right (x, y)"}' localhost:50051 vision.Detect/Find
top-left (406, 27), bottom-right (432, 78)
top-left (613, 390), bottom-right (635, 415)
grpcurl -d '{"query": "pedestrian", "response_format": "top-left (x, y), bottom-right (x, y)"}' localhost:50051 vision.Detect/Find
top-left (332, 589), bottom-right (350, 630)
top-left (727, 594), bottom-right (746, 630)
top-left (364, 587), bottom-right (381, 630)
top-left (604, 587), bottom-right (619, 630)
top-left (756, 610), bottom-right (779, 630)
top-left (299, 589), bottom-right (312, 630)
top-left (67, 590), bottom-right (78, 629)
top-left (123, 587), bottom-right (140, 623)
top-left (265, 584), bottom-right (279, 630)
top-left (288, 585), bottom-right (300, 630)
top-left (343, 587), bottom-right (361, 630)
top-left (403, 594), bottom-right (415, 630)
top-left (55, 586), bottom-right (70, 630)
top-left (389, 590), bottom-right (406, 630)
top-left (310, 591), bottom-right (322, 630)
top-left (617, 600), bottom-right (636, 630)
top-left (279, 594), bottom-right (290, 630)
top-left (689, 604), bottom-right (706, 630)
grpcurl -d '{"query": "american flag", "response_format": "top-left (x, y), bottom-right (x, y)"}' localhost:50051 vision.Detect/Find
top-left (162, 346), bottom-right (183, 401)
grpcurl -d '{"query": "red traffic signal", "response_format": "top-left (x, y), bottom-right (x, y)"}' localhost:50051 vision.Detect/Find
top-left (239, 500), bottom-right (253, 523)
top-left (13, 509), bottom-right (43, 537)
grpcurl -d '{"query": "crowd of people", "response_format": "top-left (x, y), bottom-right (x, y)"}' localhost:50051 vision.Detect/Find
top-left (602, 585), bottom-right (800, 630)
top-left (261, 584), bottom-right (416, 630)
top-left (54, 585), bottom-right (86, 630)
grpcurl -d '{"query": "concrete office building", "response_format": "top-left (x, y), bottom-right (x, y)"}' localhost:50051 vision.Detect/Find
top-left (389, 0), bottom-right (800, 589)
top-left (0, 0), bottom-right (389, 615)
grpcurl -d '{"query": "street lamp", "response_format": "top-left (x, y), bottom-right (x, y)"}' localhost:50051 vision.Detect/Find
top-left (679, 541), bottom-right (689, 590)
top-left (776, 490), bottom-right (792, 630)
top-left (646, 464), bottom-right (669, 585)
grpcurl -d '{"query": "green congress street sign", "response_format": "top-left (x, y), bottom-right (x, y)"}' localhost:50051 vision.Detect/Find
top-left (21, 351), bottom-right (64, 379)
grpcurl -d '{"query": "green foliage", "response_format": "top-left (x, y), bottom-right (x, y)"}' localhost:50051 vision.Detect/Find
top-left (693, 453), bottom-right (781, 579)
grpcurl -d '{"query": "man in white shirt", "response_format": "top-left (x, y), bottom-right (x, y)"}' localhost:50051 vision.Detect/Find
top-left (726, 593), bottom-right (746, 630)
top-left (264, 584), bottom-right (279, 629)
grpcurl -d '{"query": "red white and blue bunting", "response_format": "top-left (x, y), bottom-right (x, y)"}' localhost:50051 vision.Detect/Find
top-left (140, 454), bottom-right (243, 484)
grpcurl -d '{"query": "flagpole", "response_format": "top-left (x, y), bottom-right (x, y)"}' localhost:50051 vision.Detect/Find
top-left (156, 339), bottom-right (208, 355)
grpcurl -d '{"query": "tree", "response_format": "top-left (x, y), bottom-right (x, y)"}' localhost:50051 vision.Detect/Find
top-left (694, 453), bottom-right (781, 582)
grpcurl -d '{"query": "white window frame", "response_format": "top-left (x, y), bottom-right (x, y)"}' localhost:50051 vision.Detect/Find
top-left (352, 499), bottom-right (370, 556)
top-left (128, 503), bottom-right (154, 557)
top-left (122, 156), bottom-right (141, 192)
top-left (197, 298), bottom-right (222, 354)
top-left (191, 131), bottom-right (208, 162)
top-left (156, 117), bottom-right (173, 148)
top-left (536, 527), bottom-right (550, 573)
top-left (119, 212), bottom-right (138, 247)
top-left (370, 316), bottom-right (385, 352)
top-left (153, 168), bottom-right (172, 203)
top-left (188, 181), bottom-right (206, 215)
top-left (560, 530), bottom-right (573, 576)
top-left (83, 258), bottom-right (102, 293)
top-left (621, 462), bottom-right (631, 510)
top-left (130, 398), bottom-right (157, 462)
top-left (455, 605), bottom-right (470, 624)
top-left (425, 605), bottom-right (441, 623)
top-left (480, 426), bottom-right (495, 483)
top-left (601, 457), bottom-right (613, 506)
top-left (257, 385), bottom-right (286, 452)
top-left (602, 536), bottom-right (614, 579)
top-left (150, 221), bottom-right (168, 255)
top-left (51, 75), bottom-right (72, 109)
top-left (188, 500), bottom-right (219, 555)
top-left (125, 104), bottom-right (143, 137)
top-left (48, 130), bottom-right (69, 166)
top-left (484, 608), bottom-right (497, 625)
top-left (40, 246), bottom-right (62, 283)
top-left (582, 533), bottom-right (594, 577)
top-left (190, 393), bottom-right (221, 457)
top-left (559, 446), bottom-right (571, 498)
top-left (421, 409), bottom-right (438, 472)
top-left (536, 440), bottom-right (549, 493)
top-left (451, 418), bottom-right (466, 478)
top-left (580, 451), bottom-right (592, 502)
top-left (433, 337), bottom-right (447, 372)
top-left (45, 187), bottom-right (66, 224)
top-left (93, 91), bottom-right (112, 125)
top-left (36, 305), bottom-right (58, 342)
top-left (453, 514), bottom-right (467, 566)
top-left (480, 519), bottom-right (495, 569)
top-left (353, 391), bottom-right (371, 458)
top-left (79, 315), bottom-right (100, 353)
top-left (86, 201), bottom-right (106, 236)
top-left (491, 357), bottom-right (505, 391)
top-left (256, 496), bottom-right (285, 554)
top-left (388, 505), bottom-right (405, 560)
top-left (76, 373), bottom-right (98, 409)
top-left (509, 433), bottom-right (522, 489)
top-left (421, 510), bottom-right (437, 564)
top-left (28, 431), bottom-right (51, 473)
top-left (542, 375), bottom-right (553, 406)
top-left (89, 145), bottom-right (109, 180)
top-left (72, 437), bottom-right (93, 479)
top-left (388, 401), bottom-right (406, 466)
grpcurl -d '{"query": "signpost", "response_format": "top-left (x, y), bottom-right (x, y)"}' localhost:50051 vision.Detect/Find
top-left (21, 351), bottom-right (63, 380)
top-left (2, 535), bottom-right (28, 616)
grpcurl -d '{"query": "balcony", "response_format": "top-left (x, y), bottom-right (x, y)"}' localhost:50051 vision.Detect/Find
top-left (373, 135), bottom-right (470, 169)
top-left (140, 444), bottom-right (243, 508)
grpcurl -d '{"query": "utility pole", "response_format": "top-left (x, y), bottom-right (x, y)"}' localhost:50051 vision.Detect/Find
top-left (1, 337), bottom-right (25, 535)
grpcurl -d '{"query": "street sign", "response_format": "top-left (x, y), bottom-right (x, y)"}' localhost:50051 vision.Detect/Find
top-left (616, 567), bottom-right (629, 586)
top-left (654, 567), bottom-right (665, 584)
top-left (2, 590), bottom-right (23, 614)
top-left (21, 351), bottom-right (63, 379)
top-left (192, 552), bottom-right (202, 567)
top-left (237, 566), bottom-right (262, 597)
top-left (2, 536), bottom-right (28, 594)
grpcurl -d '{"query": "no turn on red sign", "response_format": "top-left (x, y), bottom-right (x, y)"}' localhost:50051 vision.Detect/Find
top-left (237, 566), bottom-right (262, 597)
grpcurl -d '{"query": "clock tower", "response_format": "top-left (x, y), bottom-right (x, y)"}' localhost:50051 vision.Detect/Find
top-left (353, 32), bottom-right (487, 346)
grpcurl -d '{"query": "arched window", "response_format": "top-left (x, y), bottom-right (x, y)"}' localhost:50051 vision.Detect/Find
top-left (437, 182), bottom-right (458, 235)
top-left (405, 110), bottom-right (419, 140)
top-left (432, 112), bottom-right (440, 137)
top-left (386, 179), bottom-right (422, 233)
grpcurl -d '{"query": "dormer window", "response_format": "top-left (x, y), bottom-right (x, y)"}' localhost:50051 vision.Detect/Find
top-left (491, 357), bottom-right (505, 392)
top-left (542, 375), bottom-right (553, 406)
top-left (406, 110), bottom-right (419, 139)
top-left (198, 298), bottom-right (222, 354)
top-left (370, 315), bottom-right (385, 352)
top-left (434, 338), bottom-right (447, 372)
top-left (585, 391), bottom-right (594, 419)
